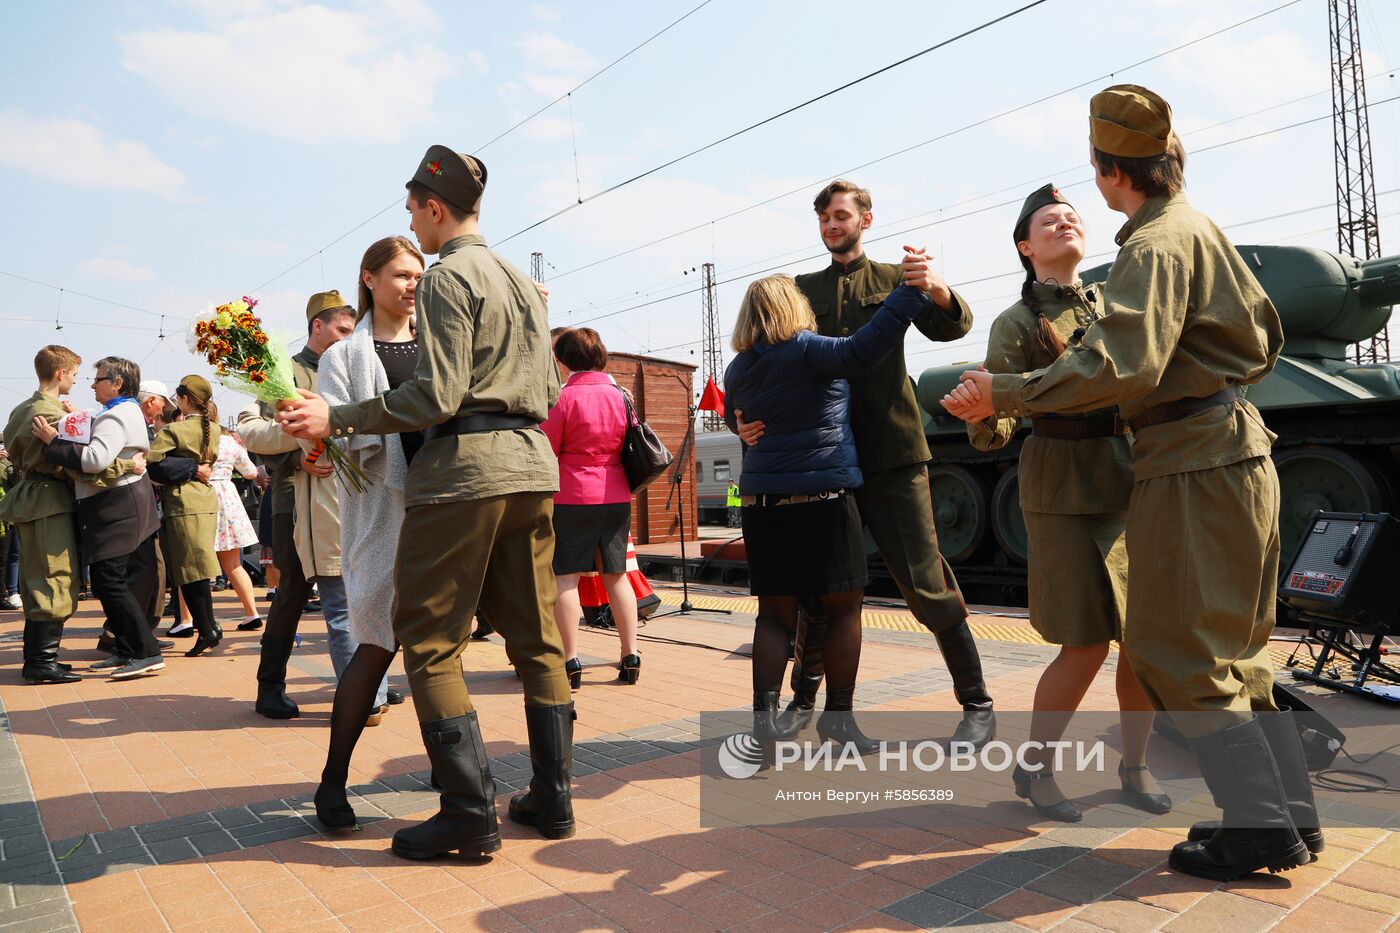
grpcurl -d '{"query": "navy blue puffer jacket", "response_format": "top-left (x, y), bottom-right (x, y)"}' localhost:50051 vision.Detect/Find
top-left (723, 285), bottom-right (925, 496)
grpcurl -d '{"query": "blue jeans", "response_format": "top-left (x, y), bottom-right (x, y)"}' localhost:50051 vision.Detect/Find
top-left (3, 528), bottom-right (19, 595)
top-left (315, 575), bottom-right (388, 708)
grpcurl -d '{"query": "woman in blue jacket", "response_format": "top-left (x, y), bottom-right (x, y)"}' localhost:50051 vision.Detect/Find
top-left (724, 274), bottom-right (923, 750)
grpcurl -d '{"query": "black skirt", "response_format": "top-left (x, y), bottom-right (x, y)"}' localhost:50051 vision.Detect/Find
top-left (552, 502), bottom-right (631, 575)
top-left (743, 493), bottom-right (868, 596)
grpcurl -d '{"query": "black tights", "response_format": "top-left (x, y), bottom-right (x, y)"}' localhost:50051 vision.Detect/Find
top-left (753, 591), bottom-right (864, 696)
top-left (318, 642), bottom-right (397, 802)
top-left (179, 579), bottom-right (217, 640)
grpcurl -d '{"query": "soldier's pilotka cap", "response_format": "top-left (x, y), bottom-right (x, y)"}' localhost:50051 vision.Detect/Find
top-left (407, 145), bottom-right (487, 215)
top-left (1089, 84), bottom-right (1173, 158)
top-left (1014, 183), bottom-right (1073, 242)
top-left (178, 374), bottom-right (213, 404)
top-left (305, 290), bottom-right (352, 323)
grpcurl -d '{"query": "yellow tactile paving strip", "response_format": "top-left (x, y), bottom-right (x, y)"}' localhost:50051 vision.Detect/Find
top-left (651, 587), bottom-right (1303, 667)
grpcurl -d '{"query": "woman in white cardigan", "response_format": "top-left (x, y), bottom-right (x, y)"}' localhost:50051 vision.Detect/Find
top-left (311, 235), bottom-right (424, 829)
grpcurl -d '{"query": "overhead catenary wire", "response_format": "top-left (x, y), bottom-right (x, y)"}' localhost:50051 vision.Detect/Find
top-left (494, 0), bottom-right (1055, 247)
top-left (542, 0), bottom-right (1308, 282)
top-left (243, 1), bottom-right (718, 298)
top-left (560, 93), bottom-right (1400, 338)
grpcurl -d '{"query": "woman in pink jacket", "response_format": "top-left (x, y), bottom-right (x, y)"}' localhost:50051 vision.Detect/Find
top-left (542, 328), bottom-right (640, 687)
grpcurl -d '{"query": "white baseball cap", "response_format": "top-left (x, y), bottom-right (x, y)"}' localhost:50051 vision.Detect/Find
top-left (138, 380), bottom-right (177, 407)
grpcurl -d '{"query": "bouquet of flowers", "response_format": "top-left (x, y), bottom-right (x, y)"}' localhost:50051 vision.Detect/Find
top-left (192, 297), bottom-right (370, 492)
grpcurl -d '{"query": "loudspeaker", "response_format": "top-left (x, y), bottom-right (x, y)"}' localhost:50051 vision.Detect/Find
top-left (1278, 512), bottom-right (1400, 634)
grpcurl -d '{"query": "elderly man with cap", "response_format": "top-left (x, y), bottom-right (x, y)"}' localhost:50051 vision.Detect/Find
top-left (279, 146), bottom-right (573, 861)
top-left (943, 85), bottom-right (1316, 881)
top-left (238, 293), bottom-right (362, 719)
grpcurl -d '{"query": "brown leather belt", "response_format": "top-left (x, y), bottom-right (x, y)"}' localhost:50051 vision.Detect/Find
top-left (1126, 386), bottom-right (1238, 433)
top-left (1030, 413), bottom-right (1127, 440)
top-left (423, 413), bottom-right (540, 443)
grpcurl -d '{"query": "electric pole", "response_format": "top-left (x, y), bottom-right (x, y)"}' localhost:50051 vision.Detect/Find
top-left (1330, 0), bottom-right (1387, 361)
top-left (700, 262), bottom-right (723, 431)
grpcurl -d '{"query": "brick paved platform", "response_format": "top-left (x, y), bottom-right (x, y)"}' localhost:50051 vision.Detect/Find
top-left (1, 587), bottom-right (1396, 932)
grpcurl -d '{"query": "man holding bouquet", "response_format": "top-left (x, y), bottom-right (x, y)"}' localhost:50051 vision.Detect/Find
top-left (278, 146), bottom-right (574, 861)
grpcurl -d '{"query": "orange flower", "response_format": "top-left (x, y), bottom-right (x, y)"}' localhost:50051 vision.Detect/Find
top-left (244, 356), bottom-right (259, 368)
top-left (249, 371), bottom-right (266, 384)
top-left (254, 332), bottom-right (269, 345)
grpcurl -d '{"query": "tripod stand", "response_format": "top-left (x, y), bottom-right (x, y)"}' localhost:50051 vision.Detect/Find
top-left (652, 407), bottom-right (730, 619)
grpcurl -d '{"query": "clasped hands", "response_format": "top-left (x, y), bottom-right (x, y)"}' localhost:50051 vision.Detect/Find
top-left (939, 367), bottom-right (997, 423)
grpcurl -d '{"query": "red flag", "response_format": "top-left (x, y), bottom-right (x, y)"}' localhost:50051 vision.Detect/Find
top-left (698, 376), bottom-right (725, 415)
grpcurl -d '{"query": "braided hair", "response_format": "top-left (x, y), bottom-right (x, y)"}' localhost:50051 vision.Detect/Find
top-left (1013, 218), bottom-right (1067, 360)
top-left (176, 386), bottom-right (215, 462)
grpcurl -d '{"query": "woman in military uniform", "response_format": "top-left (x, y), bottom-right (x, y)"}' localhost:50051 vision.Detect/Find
top-left (147, 375), bottom-right (224, 657)
top-left (969, 184), bottom-right (1169, 821)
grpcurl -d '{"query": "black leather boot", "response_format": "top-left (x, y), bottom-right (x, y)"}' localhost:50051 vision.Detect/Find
top-left (393, 712), bottom-right (502, 860)
top-left (785, 607), bottom-right (827, 735)
top-left (1186, 711), bottom-right (1323, 855)
top-left (1168, 718), bottom-right (1311, 881)
top-left (254, 635), bottom-right (299, 719)
top-left (22, 618), bottom-right (81, 685)
top-left (508, 703), bottom-right (575, 839)
top-left (937, 622), bottom-right (995, 748)
top-left (816, 686), bottom-right (881, 755)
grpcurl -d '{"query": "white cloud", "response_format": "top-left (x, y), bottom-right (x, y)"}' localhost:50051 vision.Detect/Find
top-left (118, 2), bottom-right (457, 143)
top-left (0, 110), bottom-right (189, 198)
top-left (466, 50), bottom-right (489, 74)
top-left (530, 5), bottom-right (562, 25)
top-left (79, 257), bottom-right (158, 283)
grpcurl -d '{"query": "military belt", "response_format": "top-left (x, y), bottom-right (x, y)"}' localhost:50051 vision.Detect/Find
top-left (18, 471), bottom-right (63, 482)
top-left (1126, 386), bottom-right (1238, 433)
top-left (423, 413), bottom-right (541, 443)
top-left (1029, 413), bottom-right (1127, 440)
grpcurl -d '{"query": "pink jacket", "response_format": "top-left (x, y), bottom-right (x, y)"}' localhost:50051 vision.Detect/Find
top-left (541, 371), bottom-right (632, 505)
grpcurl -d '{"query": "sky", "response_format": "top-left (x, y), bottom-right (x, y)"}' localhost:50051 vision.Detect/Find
top-left (2, 0), bottom-right (1398, 422)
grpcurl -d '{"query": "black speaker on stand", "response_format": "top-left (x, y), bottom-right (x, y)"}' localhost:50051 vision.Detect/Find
top-left (1278, 511), bottom-right (1400, 703)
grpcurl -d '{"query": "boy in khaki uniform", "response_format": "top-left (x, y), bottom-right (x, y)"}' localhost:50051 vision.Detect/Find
top-left (944, 85), bottom-right (1317, 881)
top-left (279, 146), bottom-right (573, 861)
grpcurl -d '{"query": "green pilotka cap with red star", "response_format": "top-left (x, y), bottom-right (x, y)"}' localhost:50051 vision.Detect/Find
top-left (1013, 183), bottom-right (1073, 243)
top-left (407, 145), bottom-right (487, 215)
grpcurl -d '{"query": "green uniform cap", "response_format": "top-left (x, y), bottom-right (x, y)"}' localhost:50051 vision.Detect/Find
top-left (178, 374), bottom-right (213, 404)
top-left (1089, 84), bottom-right (1173, 158)
top-left (1014, 183), bottom-right (1073, 243)
top-left (305, 290), bottom-right (351, 323)
top-left (408, 145), bottom-right (487, 216)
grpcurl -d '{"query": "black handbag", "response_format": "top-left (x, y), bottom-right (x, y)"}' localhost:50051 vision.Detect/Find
top-left (618, 389), bottom-right (673, 493)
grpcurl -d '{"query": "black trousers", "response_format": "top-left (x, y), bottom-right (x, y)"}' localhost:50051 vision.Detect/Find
top-left (265, 511), bottom-right (312, 642)
top-left (91, 534), bottom-right (161, 660)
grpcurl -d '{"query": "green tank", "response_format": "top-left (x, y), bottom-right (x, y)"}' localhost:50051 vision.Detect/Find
top-left (914, 244), bottom-right (1400, 599)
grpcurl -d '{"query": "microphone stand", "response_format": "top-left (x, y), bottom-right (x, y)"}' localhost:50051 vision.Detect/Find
top-left (652, 406), bottom-right (730, 618)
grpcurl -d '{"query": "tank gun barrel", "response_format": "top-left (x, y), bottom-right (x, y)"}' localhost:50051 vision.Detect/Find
top-left (1356, 256), bottom-right (1400, 309)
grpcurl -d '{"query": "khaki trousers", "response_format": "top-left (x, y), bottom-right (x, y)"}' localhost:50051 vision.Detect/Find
top-left (1122, 456), bottom-right (1280, 737)
top-left (16, 514), bottom-right (79, 624)
top-left (393, 492), bottom-right (570, 722)
top-left (854, 462), bottom-right (968, 634)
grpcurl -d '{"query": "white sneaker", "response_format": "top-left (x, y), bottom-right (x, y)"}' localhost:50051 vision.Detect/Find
top-left (3, 594), bottom-right (22, 610)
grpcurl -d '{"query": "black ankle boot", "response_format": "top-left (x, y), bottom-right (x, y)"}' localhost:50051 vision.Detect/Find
top-left (816, 686), bottom-right (880, 755)
top-left (255, 635), bottom-right (299, 719)
top-left (183, 584), bottom-right (222, 657)
top-left (22, 618), bottom-right (81, 685)
top-left (508, 703), bottom-right (575, 839)
top-left (1186, 711), bottom-right (1323, 855)
top-left (1169, 718), bottom-right (1311, 881)
top-left (393, 712), bottom-right (502, 860)
top-left (752, 689), bottom-right (799, 744)
top-left (936, 622), bottom-right (995, 748)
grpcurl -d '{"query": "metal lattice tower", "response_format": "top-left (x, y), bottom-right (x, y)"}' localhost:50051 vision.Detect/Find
top-left (700, 262), bottom-right (723, 431)
top-left (1330, 0), bottom-right (1388, 362)
top-left (529, 252), bottom-right (544, 282)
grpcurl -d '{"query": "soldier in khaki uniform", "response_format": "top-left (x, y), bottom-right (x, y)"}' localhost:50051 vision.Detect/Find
top-left (970, 183), bottom-right (1168, 822)
top-left (740, 180), bottom-right (995, 747)
top-left (147, 376), bottom-right (224, 657)
top-left (280, 146), bottom-right (573, 861)
top-left (944, 86), bottom-right (1316, 880)
top-left (0, 346), bottom-right (135, 683)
